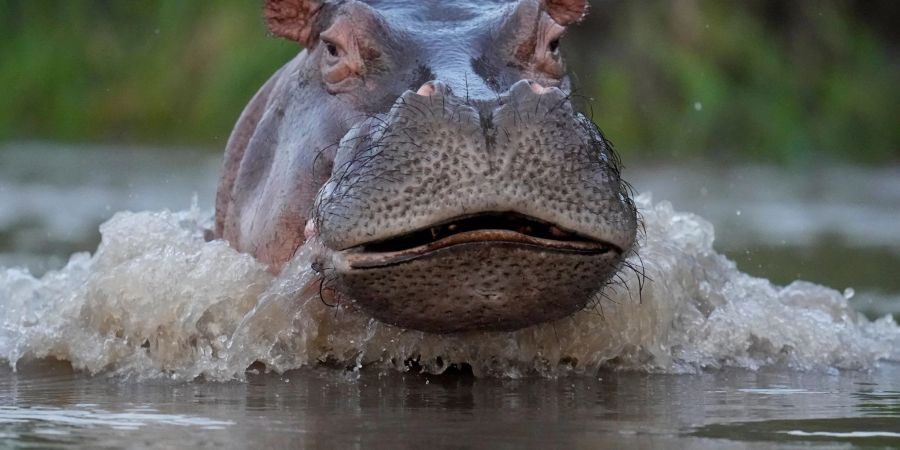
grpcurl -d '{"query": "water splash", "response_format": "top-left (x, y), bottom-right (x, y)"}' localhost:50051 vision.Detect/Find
top-left (1, 196), bottom-right (897, 380)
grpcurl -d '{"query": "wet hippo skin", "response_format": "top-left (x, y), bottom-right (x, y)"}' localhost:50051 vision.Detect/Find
top-left (214, 0), bottom-right (637, 333)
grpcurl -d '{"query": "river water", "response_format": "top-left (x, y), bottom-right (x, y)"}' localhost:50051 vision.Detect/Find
top-left (1, 143), bottom-right (898, 448)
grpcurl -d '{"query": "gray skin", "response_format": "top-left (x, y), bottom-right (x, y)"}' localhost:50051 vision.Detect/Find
top-left (215, 0), bottom-right (637, 333)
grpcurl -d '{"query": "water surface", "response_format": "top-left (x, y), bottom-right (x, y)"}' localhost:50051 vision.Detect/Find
top-left (2, 362), bottom-right (899, 449)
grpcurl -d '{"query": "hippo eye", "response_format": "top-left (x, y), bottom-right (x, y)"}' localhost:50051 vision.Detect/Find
top-left (324, 41), bottom-right (339, 58)
top-left (548, 39), bottom-right (560, 53)
top-left (322, 39), bottom-right (341, 58)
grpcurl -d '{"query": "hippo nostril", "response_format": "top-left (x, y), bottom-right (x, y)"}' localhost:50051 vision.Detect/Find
top-left (507, 79), bottom-right (551, 100)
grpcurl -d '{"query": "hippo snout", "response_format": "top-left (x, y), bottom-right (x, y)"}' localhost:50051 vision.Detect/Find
top-left (311, 78), bottom-right (636, 332)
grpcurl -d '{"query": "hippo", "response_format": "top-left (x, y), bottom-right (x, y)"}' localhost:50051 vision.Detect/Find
top-left (214, 0), bottom-right (637, 333)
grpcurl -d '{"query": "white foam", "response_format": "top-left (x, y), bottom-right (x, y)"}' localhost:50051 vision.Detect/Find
top-left (1, 196), bottom-right (898, 380)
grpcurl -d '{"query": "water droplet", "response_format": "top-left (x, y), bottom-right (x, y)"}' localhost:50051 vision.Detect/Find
top-left (843, 288), bottom-right (855, 300)
top-left (736, 210), bottom-right (742, 216)
top-left (693, 102), bottom-right (703, 111)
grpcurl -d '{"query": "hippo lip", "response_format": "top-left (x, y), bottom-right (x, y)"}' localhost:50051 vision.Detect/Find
top-left (336, 212), bottom-right (620, 269)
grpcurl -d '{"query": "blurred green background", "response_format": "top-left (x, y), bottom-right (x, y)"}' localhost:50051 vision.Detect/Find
top-left (1, 0), bottom-right (897, 163)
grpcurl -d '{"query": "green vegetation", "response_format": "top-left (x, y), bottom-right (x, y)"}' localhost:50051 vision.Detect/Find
top-left (0, 1), bottom-right (296, 146)
top-left (1, 0), bottom-right (897, 163)
top-left (569, 1), bottom-right (899, 164)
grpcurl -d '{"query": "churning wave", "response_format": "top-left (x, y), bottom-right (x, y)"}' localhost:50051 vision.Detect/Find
top-left (1, 195), bottom-right (898, 380)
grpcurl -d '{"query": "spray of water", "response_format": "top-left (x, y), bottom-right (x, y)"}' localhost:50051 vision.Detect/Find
top-left (1, 195), bottom-right (897, 380)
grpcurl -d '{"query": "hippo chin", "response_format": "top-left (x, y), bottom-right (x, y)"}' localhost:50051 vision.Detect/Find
top-left (215, 0), bottom-right (637, 333)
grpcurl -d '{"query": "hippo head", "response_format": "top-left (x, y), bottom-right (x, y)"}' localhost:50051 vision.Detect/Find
top-left (216, 0), bottom-right (637, 333)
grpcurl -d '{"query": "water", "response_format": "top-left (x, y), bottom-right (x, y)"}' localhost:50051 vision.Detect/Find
top-left (1, 143), bottom-right (899, 448)
top-left (2, 362), bottom-right (899, 449)
top-left (628, 163), bottom-right (900, 320)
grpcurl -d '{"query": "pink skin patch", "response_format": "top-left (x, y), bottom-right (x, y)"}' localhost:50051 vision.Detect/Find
top-left (304, 219), bottom-right (317, 241)
top-left (529, 80), bottom-right (551, 95)
top-left (416, 82), bottom-right (436, 97)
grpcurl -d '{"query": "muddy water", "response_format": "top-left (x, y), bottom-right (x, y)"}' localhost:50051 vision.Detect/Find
top-left (1, 143), bottom-right (899, 448)
top-left (2, 362), bottom-right (899, 449)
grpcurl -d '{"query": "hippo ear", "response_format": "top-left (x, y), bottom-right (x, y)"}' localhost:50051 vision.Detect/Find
top-left (264, 0), bottom-right (326, 46)
top-left (541, 0), bottom-right (589, 26)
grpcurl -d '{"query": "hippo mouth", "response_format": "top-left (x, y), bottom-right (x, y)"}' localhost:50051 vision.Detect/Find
top-left (338, 212), bottom-right (620, 269)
